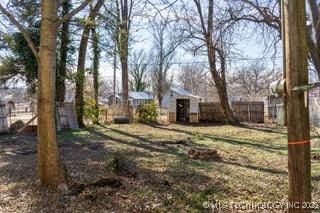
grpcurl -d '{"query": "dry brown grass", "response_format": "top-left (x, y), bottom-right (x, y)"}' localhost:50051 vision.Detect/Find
top-left (0, 123), bottom-right (320, 212)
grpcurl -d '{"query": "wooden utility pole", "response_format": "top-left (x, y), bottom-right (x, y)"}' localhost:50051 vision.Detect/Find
top-left (284, 0), bottom-right (311, 212)
top-left (281, 0), bottom-right (287, 125)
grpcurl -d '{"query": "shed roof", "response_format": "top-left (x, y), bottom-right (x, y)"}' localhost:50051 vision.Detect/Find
top-left (129, 91), bottom-right (153, 100)
top-left (171, 87), bottom-right (202, 99)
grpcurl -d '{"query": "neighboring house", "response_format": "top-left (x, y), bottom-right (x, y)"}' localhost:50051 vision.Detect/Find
top-left (128, 91), bottom-right (153, 108)
top-left (0, 95), bottom-right (17, 115)
top-left (98, 97), bottom-right (109, 106)
top-left (105, 92), bottom-right (153, 108)
top-left (0, 88), bottom-right (27, 103)
top-left (161, 87), bottom-right (202, 123)
top-left (106, 94), bottom-right (122, 106)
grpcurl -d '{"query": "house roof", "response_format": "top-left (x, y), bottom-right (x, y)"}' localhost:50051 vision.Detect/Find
top-left (171, 87), bottom-right (202, 99)
top-left (106, 94), bottom-right (122, 99)
top-left (0, 95), bottom-right (13, 102)
top-left (129, 91), bottom-right (153, 100)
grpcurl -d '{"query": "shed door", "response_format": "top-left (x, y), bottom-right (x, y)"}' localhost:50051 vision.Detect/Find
top-left (176, 99), bottom-right (190, 122)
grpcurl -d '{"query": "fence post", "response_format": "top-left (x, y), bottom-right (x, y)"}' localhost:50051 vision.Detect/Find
top-left (248, 103), bottom-right (250, 123)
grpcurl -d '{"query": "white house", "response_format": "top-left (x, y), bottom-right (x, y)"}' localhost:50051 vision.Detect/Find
top-left (106, 92), bottom-right (154, 108)
top-left (161, 87), bottom-right (202, 123)
top-left (128, 91), bottom-right (154, 108)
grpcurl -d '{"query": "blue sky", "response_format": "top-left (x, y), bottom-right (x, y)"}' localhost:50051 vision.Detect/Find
top-left (0, 0), bottom-right (284, 89)
top-left (98, 5), bottom-right (283, 85)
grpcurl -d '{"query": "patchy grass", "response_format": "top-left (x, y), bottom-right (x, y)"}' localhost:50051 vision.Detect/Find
top-left (1, 123), bottom-right (320, 212)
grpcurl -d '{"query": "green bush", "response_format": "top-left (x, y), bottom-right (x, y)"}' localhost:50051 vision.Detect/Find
top-left (136, 102), bottom-right (158, 123)
top-left (83, 97), bottom-right (99, 124)
top-left (106, 152), bottom-right (128, 174)
top-left (105, 151), bottom-right (138, 176)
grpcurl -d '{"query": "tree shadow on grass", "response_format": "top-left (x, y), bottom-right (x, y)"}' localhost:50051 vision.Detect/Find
top-left (105, 147), bottom-right (225, 212)
top-left (149, 124), bottom-right (288, 155)
top-left (86, 128), bottom-right (186, 157)
top-left (0, 129), bottom-right (294, 212)
top-left (92, 124), bottom-right (209, 153)
top-left (235, 123), bottom-right (287, 135)
top-left (219, 159), bottom-right (287, 175)
top-left (90, 125), bottom-right (289, 176)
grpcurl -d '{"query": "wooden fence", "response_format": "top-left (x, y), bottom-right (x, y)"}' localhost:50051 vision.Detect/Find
top-left (264, 95), bottom-right (283, 123)
top-left (232, 101), bottom-right (264, 123)
top-left (199, 101), bottom-right (265, 123)
top-left (0, 101), bottom-right (8, 133)
top-left (103, 105), bottom-right (134, 123)
top-left (199, 102), bottom-right (226, 122)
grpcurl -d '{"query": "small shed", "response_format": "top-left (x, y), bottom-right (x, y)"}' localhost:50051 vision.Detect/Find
top-left (56, 102), bottom-right (79, 130)
top-left (162, 87), bottom-right (202, 123)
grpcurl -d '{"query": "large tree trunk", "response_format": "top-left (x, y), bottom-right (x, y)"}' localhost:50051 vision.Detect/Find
top-left (157, 93), bottom-right (163, 108)
top-left (92, 27), bottom-right (100, 124)
top-left (307, 29), bottom-right (320, 78)
top-left (207, 44), bottom-right (236, 123)
top-left (75, 0), bottom-right (104, 127)
top-left (120, 55), bottom-right (129, 107)
top-left (191, 0), bottom-right (235, 123)
top-left (75, 25), bottom-right (90, 127)
top-left (215, 81), bottom-right (235, 123)
top-left (37, 0), bottom-right (66, 187)
top-left (307, 0), bottom-right (320, 78)
top-left (118, 0), bottom-right (129, 108)
top-left (56, 0), bottom-right (71, 102)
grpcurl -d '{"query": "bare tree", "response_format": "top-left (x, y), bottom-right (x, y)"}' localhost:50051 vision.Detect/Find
top-left (228, 0), bottom-right (281, 33)
top-left (178, 63), bottom-right (206, 96)
top-left (98, 79), bottom-right (113, 98)
top-left (229, 62), bottom-right (281, 99)
top-left (129, 50), bottom-right (149, 92)
top-left (178, 0), bottom-right (236, 123)
top-left (115, 0), bottom-right (134, 108)
top-left (229, 0), bottom-right (320, 79)
top-left (150, 19), bottom-right (181, 106)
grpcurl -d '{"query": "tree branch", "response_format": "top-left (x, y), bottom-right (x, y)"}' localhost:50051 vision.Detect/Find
top-left (308, 0), bottom-right (320, 49)
top-left (307, 26), bottom-right (320, 78)
top-left (58, 0), bottom-right (92, 26)
top-left (193, 0), bottom-right (207, 36)
top-left (0, 3), bottom-right (39, 63)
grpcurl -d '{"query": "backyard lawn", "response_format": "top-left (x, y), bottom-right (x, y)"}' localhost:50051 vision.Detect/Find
top-left (1, 123), bottom-right (320, 212)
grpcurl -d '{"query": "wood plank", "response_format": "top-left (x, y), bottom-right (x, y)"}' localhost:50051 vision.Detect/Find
top-left (17, 114), bottom-right (38, 133)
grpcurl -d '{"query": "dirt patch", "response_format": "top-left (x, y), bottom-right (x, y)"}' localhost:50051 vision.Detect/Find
top-left (68, 177), bottom-right (122, 196)
top-left (188, 148), bottom-right (222, 161)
